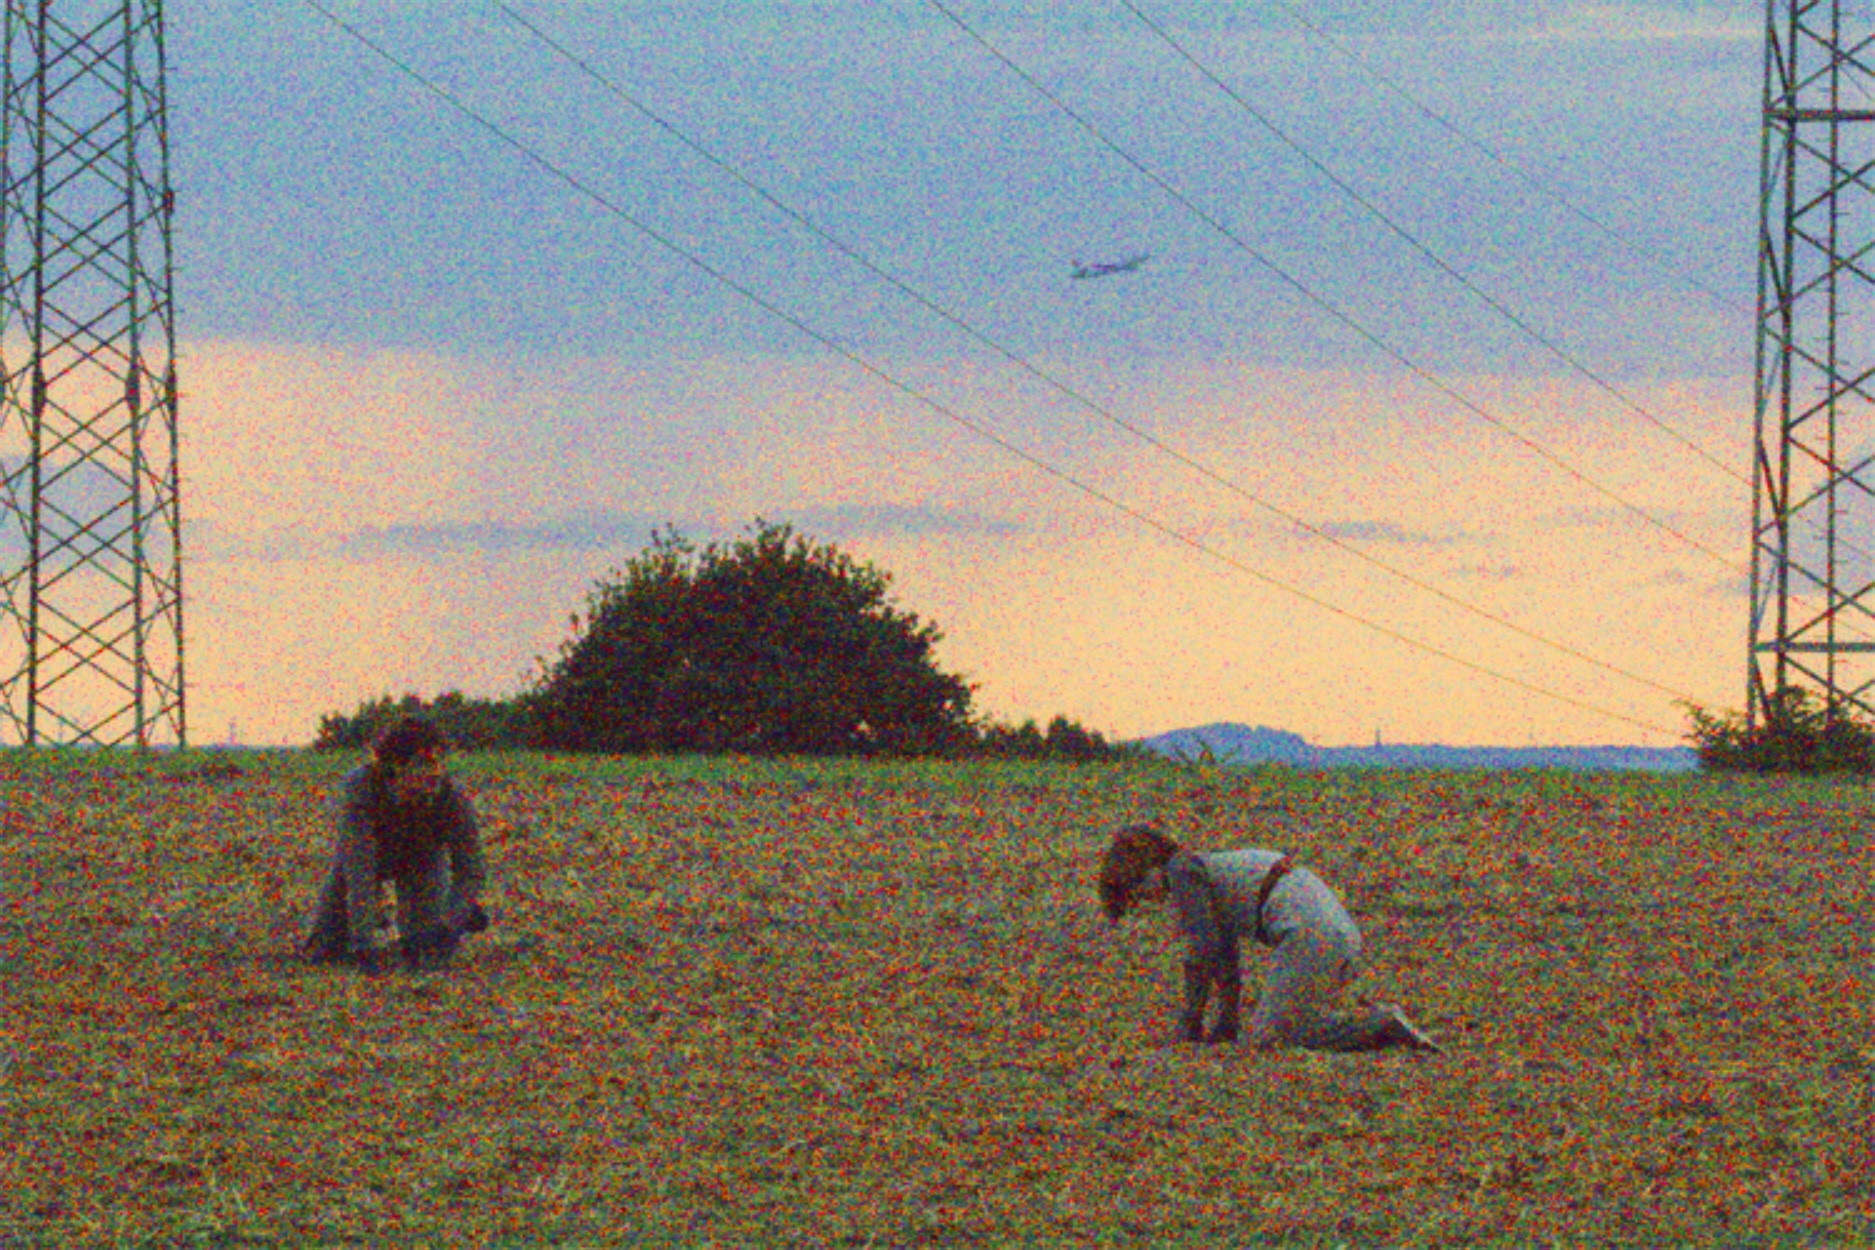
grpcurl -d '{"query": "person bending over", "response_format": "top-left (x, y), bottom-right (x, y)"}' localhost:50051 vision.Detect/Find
top-left (1099, 822), bottom-right (1439, 1053)
top-left (302, 716), bottom-right (490, 973)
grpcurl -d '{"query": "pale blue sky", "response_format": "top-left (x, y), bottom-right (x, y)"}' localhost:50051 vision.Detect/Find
top-left (181, 0), bottom-right (1759, 366)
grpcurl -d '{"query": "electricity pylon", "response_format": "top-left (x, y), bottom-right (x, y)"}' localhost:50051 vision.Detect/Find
top-left (0, 0), bottom-right (183, 747)
top-left (1748, 0), bottom-right (1875, 725)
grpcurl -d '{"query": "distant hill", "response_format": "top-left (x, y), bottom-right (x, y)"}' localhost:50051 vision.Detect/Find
top-left (1131, 722), bottom-right (1699, 773)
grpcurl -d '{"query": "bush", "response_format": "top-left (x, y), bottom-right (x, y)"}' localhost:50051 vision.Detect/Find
top-left (1683, 687), bottom-right (1875, 775)
top-left (530, 521), bottom-right (977, 756)
top-left (314, 690), bottom-right (534, 753)
top-left (975, 714), bottom-right (1143, 762)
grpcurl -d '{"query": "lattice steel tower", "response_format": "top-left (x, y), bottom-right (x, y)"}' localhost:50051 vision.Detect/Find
top-left (1749, 0), bottom-right (1875, 724)
top-left (0, 0), bottom-right (182, 746)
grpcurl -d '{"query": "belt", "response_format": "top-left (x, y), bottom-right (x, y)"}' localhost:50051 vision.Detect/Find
top-left (1253, 855), bottom-right (1294, 945)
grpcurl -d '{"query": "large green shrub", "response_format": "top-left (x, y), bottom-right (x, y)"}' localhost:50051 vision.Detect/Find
top-left (530, 521), bottom-right (977, 756)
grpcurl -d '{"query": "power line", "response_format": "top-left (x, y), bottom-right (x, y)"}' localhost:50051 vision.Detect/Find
top-left (1115, 0), bottom-right (1746, 487)
top-left (300, 0), bottom-right (1686, 738)
top-left (1240, 0), bottom-right (1753, 319)
top-left (930, 2), bottom-right (1875, 660)
top-left (1120, 0), bottom-right (1875, 600)
top-left (487, 1), bottom-right (1700, 708)
top-left (1118, 1), bottom-right (1875, 632)
top-left (927, 0), bottom-right (1745, 579)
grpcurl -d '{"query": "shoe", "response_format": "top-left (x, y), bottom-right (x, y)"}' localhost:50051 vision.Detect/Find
top-left (300, 933), bottom-right (348, 965)
top-left (1382, 1005), bottom-right (1444, 1054)
top-left (402, 927), bottom-right (458, 972)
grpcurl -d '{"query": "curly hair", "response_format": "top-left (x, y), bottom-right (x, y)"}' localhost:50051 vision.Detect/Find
top-left (372, 715), bottom-right (449, 768)
top-left (1097, 822), bottom-right (1180, 922)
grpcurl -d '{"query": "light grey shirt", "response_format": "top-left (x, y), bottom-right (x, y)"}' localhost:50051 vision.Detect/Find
top-left (1169, 847), bottom-right (1363, 963)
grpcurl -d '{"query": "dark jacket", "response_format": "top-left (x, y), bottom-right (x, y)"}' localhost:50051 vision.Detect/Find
top-left (333, 763), bottom-right (487, 952)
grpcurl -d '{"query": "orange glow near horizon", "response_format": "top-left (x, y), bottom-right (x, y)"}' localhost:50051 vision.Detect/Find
top-left (178, 339), bottom-right (1749, 749)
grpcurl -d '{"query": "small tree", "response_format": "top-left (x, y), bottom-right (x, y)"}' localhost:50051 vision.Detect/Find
top-left (532, 520), bottom-right (977, 756)
top-left (1683, 687), bottom-right (1875, 775)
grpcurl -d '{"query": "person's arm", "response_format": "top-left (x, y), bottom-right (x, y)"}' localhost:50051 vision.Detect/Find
top-left (1166, 852), bottom-right (1239, 1043)
top-left (443, 783), bottom-right (488, 924)
top-left (335, 773), bottom-right (382, 959)
top-left (1179, 958), bottom-right (1211, 1043)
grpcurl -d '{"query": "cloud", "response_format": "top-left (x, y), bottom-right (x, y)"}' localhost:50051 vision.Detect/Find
top-left (1541, 501), bottom-right (1728, 538)
top-left (333, 502), bottom-right (1027, 560)
top-left (189, 519), bottom-right (329, 565)
top-left (172, 0), bottom-right (1760, 385)
top-left (783, 504), bottom-right (1027, 540)
top-left (1531, 2), bottom-right (1758, 44)
top-left (1315, 519), bottom-right (1460, 546)
top-left (337, 514), bottom-right (656, 559)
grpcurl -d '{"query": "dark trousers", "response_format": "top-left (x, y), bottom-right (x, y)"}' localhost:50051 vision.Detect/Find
top-left (303, 852), bottom-right (466, 955)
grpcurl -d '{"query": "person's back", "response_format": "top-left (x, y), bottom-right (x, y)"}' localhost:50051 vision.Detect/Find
top-left (1183, 847), bottom-right (1363, 953)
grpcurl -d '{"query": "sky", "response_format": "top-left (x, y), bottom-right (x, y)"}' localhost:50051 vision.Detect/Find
top-left (155, 0), bottom-right (1787, 748)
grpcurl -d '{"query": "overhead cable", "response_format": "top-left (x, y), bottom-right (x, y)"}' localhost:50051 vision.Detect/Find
top-left (927, 0), bottom-right (1744, 578)
top-left (489, 0), bottom-right (1702, 707)
top-left (1235, 0), bottom-right (1753, 318)
top-left (1116, 0), bottom-right (1875, 631)
top-left (1115, 0), bottom-right (1745, 486)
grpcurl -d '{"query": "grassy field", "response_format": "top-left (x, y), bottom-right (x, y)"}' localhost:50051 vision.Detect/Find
top-left (0, 750), bottom-right (1868, 1248)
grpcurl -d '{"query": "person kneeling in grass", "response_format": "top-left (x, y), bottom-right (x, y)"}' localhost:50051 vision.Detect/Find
top-left (1099, 822), bottom-right (1440, 1053)
top-left (301, 716), bottom-right (491, 974)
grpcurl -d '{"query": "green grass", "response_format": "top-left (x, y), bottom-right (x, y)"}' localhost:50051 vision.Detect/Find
top-left (0, 751), bottom-right (1869, 1247)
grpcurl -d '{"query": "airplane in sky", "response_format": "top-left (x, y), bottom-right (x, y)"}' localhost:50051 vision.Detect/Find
top-left (1070, 252), bottom-right (1151, 280)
